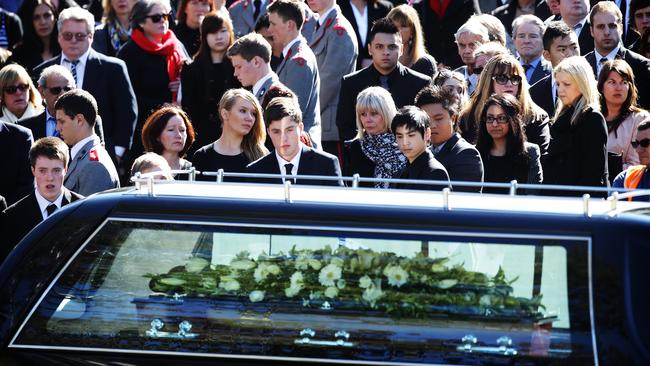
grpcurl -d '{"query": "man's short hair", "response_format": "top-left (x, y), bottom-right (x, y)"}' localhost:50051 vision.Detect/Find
top-left (589, 1), bottom-right (623, 26)
top-left (267, 0), bottom-right (304, 30)
top-left (454, 19), bottom-right (489, 42)
top-left (38, 65), bottom-right (76, 88)
top-left (131, 152), bottom-right (173, 179)
top-left (264, 97), bottom-right (302, 125)
top-left (391, 106), bottom-right (430, 138)
top-left (415, 86), bottom-right (460, 129)
top-left (368, 17), bottom-right (401, 45)
top-left (54, 89), bottom-right (98, 127)
top-left (227, 32), bottom-right (272, 63)
top-left (473, 41), bottom-right (510, 59)
top-left (57, 6), bottom-right (95, 34)
top-left (639, 119), bottom-right (650, 132)
top-left (632, 0), bottom-right (650, 18)
top-left (255, 13), bottom-right (270, 32)
top-left (29, 137), bottom-right (70, 168)
top-left (542, 21), bottom-right (574, 51)
top-left (512, 14), bottom-right (545, 39)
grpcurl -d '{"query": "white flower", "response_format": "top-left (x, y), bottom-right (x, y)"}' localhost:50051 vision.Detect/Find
top-left (309, 259), bottom-right (322, 270)
top-left (254, 263), bottom-right (278, 283)
top-left (336, 279), bottom-right (346, 289)
top-left (324, 286), bottom-right (339, 298)
top-left (431, 263), bottom-right (446, 273)
top-left (219, 277), bottom-right (240, 291)
top-left (318, 264), bottom-right (342, 286)
top-left (185, 257), bottom-right (209, 273)
top-left (437, 279), bottom-right (458, 289)
top-left (294, 255), bottom-right (310, 270)
top-left (330, 257), bottom-right (344, 267)
top-left (285, 285), bottom-right (301, 298)
top-left (249, 290), bottom-right (265, 302)
top-left (359, 275), bottom-right (372, 289)
top-left (362, 284), bottom-right (384, 307)
top-left (290, 271), bottom-right (304, 286)
top-left (384, 265), bottom-right (409, 288)
top-left (267, 264), bottom-right (280, 275)
top-left (231, 259), bottom-right (256, 270)
top-left (479, 294), bottom-right (492, 306)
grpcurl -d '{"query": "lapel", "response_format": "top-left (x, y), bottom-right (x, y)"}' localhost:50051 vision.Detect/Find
top-left (530, 59), bottom-right (550, 84)
top-left (61, 187), bottom-right (73, 206)
top-left (309, 7), bottom-right (337, 49)
top-left (276, 38), bottom-right (302, 76)
top-left (65, 137), bottom-right (97, 181)
top-left (256, 73), bottom-right (278, 101)
top-left (27, 192), bottom-right (43, 225)
top-left (296, 145), bottom-right (312, 182)
top-left (585, 52), bottom-right (597, 75)
top-left (35, 112), bottom-right (47, 139)
top-left (82, 49), bottom-right (100, 91)
top-left (436, 133), bottom-right (459, 159)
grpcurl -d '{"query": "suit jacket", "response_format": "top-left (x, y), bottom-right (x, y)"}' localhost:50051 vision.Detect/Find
top-left (309, 6), bottom-right (358, 142)
top-left (0, 122), bottom-right (33, 205)
top-left (577, 20), bottom-right (594, 55)
top-left (433, 133), bottom-right (483, 192)
top-left (527, 58), bottom-right (553, 85)
top-left (584, 47), bottom-right (650, 109)
top-left (0, 188), bottom-right (83, 263)
top-left (64, 135), bottom-right (120, 196)
top-left (529, 74), bottom-right (555, 118)
top-left (336, 63), bottom-right (431, 141)
top-left (391, 149), bottom-right (451, 191)
top-left (33, 49), bottom-right (138, 158)
top-left (246, 145), bottom-right (343, 186)
top-left (276, 37), bottom-right (321, 147)
top-left (254, 72), bottom-right (281, 103)
top-left (492, 0), bottom-right (551, 36)
top-left (229, 0), bottom-right (268, 38)
top-left (339, 0), bottom-right (393, 69)
top-left (18, 110), bottom-right (106, 143)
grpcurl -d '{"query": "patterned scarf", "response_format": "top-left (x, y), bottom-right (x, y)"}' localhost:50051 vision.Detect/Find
top-left (108, 19), bottom-right (131, 53)
top-left (361, 133), bottom-right (407, 188)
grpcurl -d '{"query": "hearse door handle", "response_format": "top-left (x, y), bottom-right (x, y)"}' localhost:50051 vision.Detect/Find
top-left (456, 334), bottom-right (518, 356)
top-left (294, 328), bottom-right (355, 347)
top-left (146, 318), bottom-right (198, 339)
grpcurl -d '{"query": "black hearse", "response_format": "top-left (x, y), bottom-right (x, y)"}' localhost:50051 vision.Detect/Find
top-left (0, 178), bottom-right (649, 366)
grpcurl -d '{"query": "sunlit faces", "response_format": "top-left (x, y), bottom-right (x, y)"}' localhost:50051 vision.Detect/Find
top-left (555, 71), bottom-right (582, 106)
top-left (221, 97), bottom-right (257, 136)
top-left (546, 0), bottom-right (560, 15)
top-left (267, 116), bottom-right (304, 161)
top-left (559, 0), bottom-right (589, 20)
top-left (492, 73), bottom-right (521, 97)
top-left (602, 71), bottom-right (630, 106)
top-left (543, 33), bottom-right (580, 67)
top-left (158, 114), bottom-right (188, 155)
top-left (32, 156), bottom-right (66, 202)
top-left (456, 32), bottom-right (483, 66)
top-left (442, 77), bottom-right (466, 99)
top-left (634, 6), bottom-right (650, 35)
top-left (591, 11), bottom-right (622, 53)
top-left (368, 32), bottom-right (402, 74)
top-left (185, 0), bottom-right (211, 28)
top-left (636, 128), bottom-right (650, 166)
top-left (359, 108), bottom-right (387, 135)
top-left (485, 104), bottom-right (510, 141)
top-left (41, 74), bottom-right (73, 114)
top-left (55, 110), bottom-right (83, 146)
top-left (58, 19), bottom-right (92, 61)
top-left (207, 26), bottom-right (230, 53)
top-left (33, 3), bottom-right (54, 39)
top-left (395, 125), bottom-right (430, 163)
top-left (513, 23), bottom-right (544, 61)
top-left (3, 79), bottom-right (30, 116)
top-left (140, 3), bottom-right (169, 39)
top-left (230, 54), bottom-right (259, 87)
top-left (419, 103), bottom-right (454, 145)
top-left (268, 12), bottom-right (291, 48)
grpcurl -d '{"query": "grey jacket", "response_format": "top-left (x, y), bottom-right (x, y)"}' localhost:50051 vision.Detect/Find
top-left (64, 135), bottom-right (120, 196)
top-left (229, 0), bottom-right (267, 38)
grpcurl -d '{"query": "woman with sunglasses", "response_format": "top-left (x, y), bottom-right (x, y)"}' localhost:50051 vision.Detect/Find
top-left (118, 0), bottom-right (188, 160)
top-left (476, 93), bottom-right (542, 193)
top-left (174, 0), bottom-right (214, 57)
top-left (181, 12), bottom-right (240, 155)
top-left (387, 5), bottom-right (437, 77)
top-left (0, 64), bottom-right (44, 123)
top-left (459, 54), bottom-right (550, 156)
top-left (92, 0), bottom-right (136, 57)
top-left (543, 56), bottom-right (608, 191)
top-left (597, 59), bottom-right (650, 180)
top-left (9, 0), bottom-right (60, 72)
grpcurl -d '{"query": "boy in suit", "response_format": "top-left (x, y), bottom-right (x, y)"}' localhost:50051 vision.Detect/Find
top-left (247, 97), bottom-right (343, 186)
top-left (1, 137), bottom-right (84, 264)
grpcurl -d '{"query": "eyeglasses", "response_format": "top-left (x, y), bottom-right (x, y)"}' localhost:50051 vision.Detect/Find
top-left (4, 83), bottom-right (29, 94)
top-left (631, 138), bottom-right (650, 148)
top-left (473, 66), bottom-right (483, 75)
top-left (492, 74), bottom-right (522, 86)
top-left (146, 13), bottom-right (172, 23)
top-left (61, 32), bottom-right (89, 41)
top-left (485, 114), bottom-right (509, 124)
top-left (46, 86), bottom-right (72, 95)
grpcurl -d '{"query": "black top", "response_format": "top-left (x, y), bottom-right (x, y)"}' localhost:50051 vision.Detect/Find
top-left (491, 1), bottom-right (551, 36)
top-left (174, 22), bottom-right (200, 58)
top-left (482, 154), bottom-right (527, 194)
top-left (192, 143), bottom-right (250, 181)
top-left (391, 149), bottom-right (450, 191)
top-left (343, 138), bottom-right (376, 188)
top-left (410, 54), bottom-right (438, 78)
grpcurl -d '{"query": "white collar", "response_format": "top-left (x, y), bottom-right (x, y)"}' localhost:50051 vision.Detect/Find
top-left (282, 35), bottom-right (302, 58)
top-left (70, 134), bottom-right (97, 160)
top-left (63, 47), bottom-right (91, 65)
top-left (275, 145), bottom-right (302, 172)
top-left (35, 188), bottom-right (64, 218)
top-left (252, 72), bottom-right (274, 96)
top-left (596, 44), bottom-right (621, 62)
top-left (318, 5), bottom-right (336, 25)
top-left (1, 103), bottom-right (44, 123)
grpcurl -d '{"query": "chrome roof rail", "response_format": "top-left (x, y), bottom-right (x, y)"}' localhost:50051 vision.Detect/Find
top-left (606, 189), bottom-right (650, 211)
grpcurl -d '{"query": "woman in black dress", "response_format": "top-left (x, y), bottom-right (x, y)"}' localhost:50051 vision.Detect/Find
top-left (174, 0), bottom-right (213, 57)
top-left (476, 94), bottom-right (542, 194)
top-left (181, 11), bottom-right (240, 155)
top-left (192, 88), bottom-right (268, 180)
top-left (10, 0), bottom-right (60, 72)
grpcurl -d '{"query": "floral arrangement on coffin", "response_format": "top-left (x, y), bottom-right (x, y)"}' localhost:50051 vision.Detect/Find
top-left (145, 245), bottom-right (546, 320)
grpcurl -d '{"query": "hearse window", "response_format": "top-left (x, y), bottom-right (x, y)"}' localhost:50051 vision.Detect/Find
top-left (11, 220), bottom-right (595, 364)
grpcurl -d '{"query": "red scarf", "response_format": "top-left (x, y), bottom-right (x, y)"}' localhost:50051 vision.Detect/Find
top-left (428, 0), bottom-right (451, 18)
top-left (131, 28), bottom-right (187, 101)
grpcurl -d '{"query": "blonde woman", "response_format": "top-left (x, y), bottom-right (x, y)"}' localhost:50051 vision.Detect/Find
top-left (192, 88), bottom-right (268, 180)
top-left (387, 5), bottom-right (437, 77)
top-left (543, 56), bottom-right (608, 189)
top-left (458, 54), bottom-right (549, 154)
top-left (0, 64), bottom-right (44, 123)
top-left (343, 86), bottom-right (406, 188)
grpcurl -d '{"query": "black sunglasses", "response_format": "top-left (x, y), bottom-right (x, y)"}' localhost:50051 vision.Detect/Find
top-left (4, 83), bottom-right (29, 94)
top-left (492, 74), bottom-right (522, 86)
top-left (146, 13), bottom-right (172, 23)
top-left (46, 86), bottom-right (72, 95)
top-left (631, 138), bottom-right (650, 148)
top-left (61, 32), bottom-right (89, 41)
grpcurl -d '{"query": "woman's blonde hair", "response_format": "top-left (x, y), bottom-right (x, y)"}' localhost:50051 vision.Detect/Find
top-left (218, 88), bottom-right (269, 161)
top-left (0, 64), bottom-right (42, 110)
top-left (553, 56), bottom-right (600, 125)
top-left (355, 86), bottom-right (397, 140)
top-left (387, 5), bottom-right (427, 67)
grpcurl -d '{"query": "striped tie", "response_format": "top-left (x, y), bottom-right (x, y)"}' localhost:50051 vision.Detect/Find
top-left (66, 59), bottom-right (79, 85)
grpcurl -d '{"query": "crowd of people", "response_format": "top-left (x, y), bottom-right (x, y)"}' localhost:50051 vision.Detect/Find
top-left (1, 0), bottom-right (650, 259)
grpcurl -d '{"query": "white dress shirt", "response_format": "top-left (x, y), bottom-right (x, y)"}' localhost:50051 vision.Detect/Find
top-left (60, 47), bottom-right (91, 89)
top-left (35, 189), bottom-right (64, 220)
top-left (275, 147), bottom-right (302, 181)
top-left (595, 44), bottom-right (621, 76)
top-left (349, 0), bottom-right (368, 47)
top-left (253, 73), bottom-right (274, 97)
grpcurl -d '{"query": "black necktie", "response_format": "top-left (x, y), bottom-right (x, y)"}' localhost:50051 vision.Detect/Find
top-left (253, 0), bottom-right (261, 20)
top-left (46, 203), bottom-right (57, 217)
top-left (284, 163), bottom-right (295, 183)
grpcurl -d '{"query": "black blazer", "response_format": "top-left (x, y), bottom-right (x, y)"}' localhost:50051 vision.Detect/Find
top-left (434, 133), bottom-right (483, 192)
top-left (343, 138), bottom-right (376, 188)
top-left (0, 188), bottom-right (83, 263)
top-left (530, 74), bottom-right (555, 118)
top-left (33, 49), bottom-right (138, 158)
top-left (246, 146), bottom-right (343, 186)
top-left (528, 58), bottom-right (553, 86)
top-left (578, 21), bottom-right (594, 56)
top-left (491, 0), bottom-right (551, 36)
top-left (0, 122), bottom-right (33, 206)
top-left (336, 63), bottom-right (431, 141)
top-left (584, 47), bottom-right (650, 110)
top-left (392, 149), bottom-right (450, 190)
top-left (339, 0), bottom-right (393, 69)
top-left (18, 110), bottom-right (106, 143)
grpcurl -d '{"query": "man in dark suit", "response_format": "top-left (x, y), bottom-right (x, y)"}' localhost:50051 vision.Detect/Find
top-left (247, 97), bottom-right (343, 186)
top-left (584, 1), bottom-right (650, 109)
top-left (336, 18), bottom-right (431, 142)
top-left (391, 106), bottom-right (450, 191)
top-left (513, 14), bottom-right (553, 85)
top-left (530, 20), bottom-right (580, 117)
top-left (559, 0), bottom-right (594, 55)
top-left (339, 0), bottom-right (393, 69)
top-left (33, 7), bottom-right (137, 166)
top-left (492, 0), bottom-right (552, 36)
top-left (19, 65), bottom-right (104, 142)
top-left (0, 120), bottom-right (33, 205)
top-left (0, 137), bottom-right (83, 264)
top-left (415, 86), bottom-right (483, 192)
